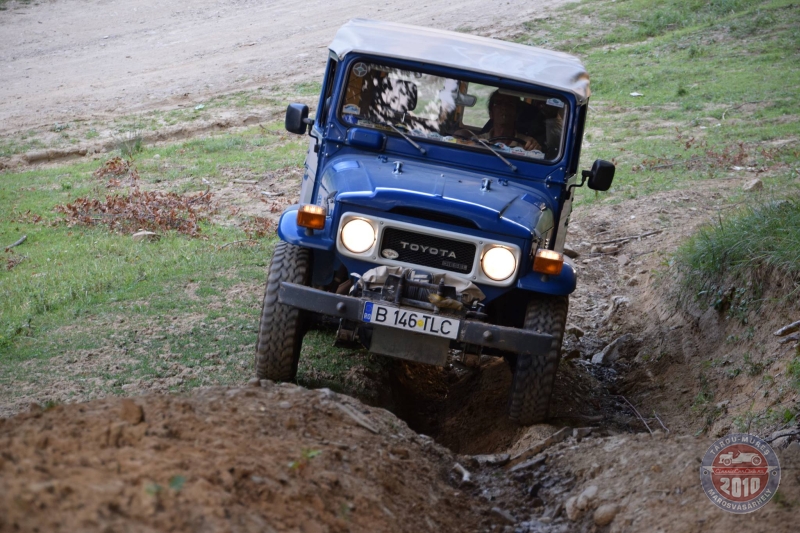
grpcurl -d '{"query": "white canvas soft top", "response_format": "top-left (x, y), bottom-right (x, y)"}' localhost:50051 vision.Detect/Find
top-left (329, 19), bottom-right (590, 104)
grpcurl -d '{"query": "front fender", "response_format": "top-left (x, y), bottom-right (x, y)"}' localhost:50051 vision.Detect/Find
top-left (516, 256), bottom-right (577, 296)
top-left (277, 205), bottom-right (335, 251)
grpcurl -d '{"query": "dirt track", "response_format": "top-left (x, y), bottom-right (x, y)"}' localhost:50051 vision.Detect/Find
top-left (0, 0), bottom-right (568, 136)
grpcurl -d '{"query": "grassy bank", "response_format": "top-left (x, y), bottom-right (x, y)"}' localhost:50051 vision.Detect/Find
top-left (517, 0), bottom-right (799, 204)
top-left (676, 197), bottom-right (800, 308)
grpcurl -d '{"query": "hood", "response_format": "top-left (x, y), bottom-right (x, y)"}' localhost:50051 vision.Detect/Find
top-left (318, 157), bottom-right (556, 239)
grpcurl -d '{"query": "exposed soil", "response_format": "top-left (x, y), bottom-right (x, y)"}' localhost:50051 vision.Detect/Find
top-left (2, 0), bottom-right (800, 531)
top-left (0, 386), bottom-right (490, 533)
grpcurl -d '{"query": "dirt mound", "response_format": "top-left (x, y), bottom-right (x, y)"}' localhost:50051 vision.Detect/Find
top-left (0, 384), bottom-right (489, 533)
top-left (3, 383), bottom-right (798, 533)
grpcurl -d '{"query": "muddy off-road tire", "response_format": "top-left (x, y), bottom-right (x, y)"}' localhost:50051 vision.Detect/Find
top-left (255, 241), bottom-right (311, 382)
top-left (508, 294), bottom-right (568, 425)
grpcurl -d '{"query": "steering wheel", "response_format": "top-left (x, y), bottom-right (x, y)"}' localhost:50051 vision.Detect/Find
top-left (488, 136), bottom-right (527, 146)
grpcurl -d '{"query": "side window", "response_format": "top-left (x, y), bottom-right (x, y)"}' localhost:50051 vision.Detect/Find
top-left (317, 58), bottom-right (338, 126)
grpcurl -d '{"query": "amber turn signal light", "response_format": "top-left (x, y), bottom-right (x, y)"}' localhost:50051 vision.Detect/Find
top-left (296, 204), bottom-right (327, 230)
top-left (532, 249), bottom-right (564, 275)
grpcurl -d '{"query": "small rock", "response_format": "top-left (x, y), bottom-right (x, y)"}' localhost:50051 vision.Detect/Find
top-left (627, 277), bottom-right (639, 287)
top-left (593, 504), bottom-right (619, 526)
top-left (617, 254), bottom-right (630, 266)
top-left (491, 507), bottom-right (516, 524)
top-left (565, 496), bottom-right (580, 521)
top-left (508, 454), bottom-right (546, 473)
top-left (542, 500), bottom-right (563, 520)
top-left (742, 178), bottom-right (763, 192)
top-left (278, 401), bottom-right (292, 409)
top-left (390, 446), bottom-right (410, 459)
top-left (590, 245), bottom-right (601, 254)
top-left (591, 334), bottom-right (633, 364)
top-left (120, 399), bottom-right (144, 425)
top-left (247, 377), bottom-right (261, 387)
top-left (600, 245), bottom-right (619, 254)
top-left (651, 464), bottom-right (663, 473)
top-left (474, 453), bottom-right (511, 467)
top-left (576, 485), bottom-right (598, 510)
top-left (260, 379), bottom-right (274, 388)
top-left (153, 154), bottom-right (161, 159)
top-left (563, 245), bottom-right (579, 259)
top-left (566, 323), bottom-right (585, 339)
top-left (573, 427), bottom-right (594, 440)
top-left (769, 427), bottom-right (799, 441)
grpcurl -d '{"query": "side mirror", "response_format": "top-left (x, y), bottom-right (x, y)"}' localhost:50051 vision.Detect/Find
top-left (583, 159), bottom-right (615, 191)
top-left (285, 103), bottom-right (310, 135)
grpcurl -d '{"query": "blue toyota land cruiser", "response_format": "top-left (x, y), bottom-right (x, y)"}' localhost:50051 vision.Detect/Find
top-left (255, 19), bottom-right (614, 425)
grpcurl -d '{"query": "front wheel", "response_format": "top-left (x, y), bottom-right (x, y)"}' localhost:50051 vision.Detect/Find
top-left (508, 294), bottom-right (568, 425)
top-left (255, 241), bottom-right (311, 382)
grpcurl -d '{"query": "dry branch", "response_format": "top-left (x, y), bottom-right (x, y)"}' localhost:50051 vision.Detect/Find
top-left (5, 235), bottom-right (27, 252)
top-left (617, 395), bottom-right (653, 434)
top-left (653, 412), bottom-right (670, 433)
top-left (217, 239), bottom-right (258, 250)
top-left (335, 403), bottom-right (379, 434)
top-left (592, 230), bottom-right (662, 246)
top-left (774, 320), bottom-right (800, 337)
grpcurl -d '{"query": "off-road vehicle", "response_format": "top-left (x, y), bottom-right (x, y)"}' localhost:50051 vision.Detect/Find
top-left (256, 19), bottom-right (614, 424)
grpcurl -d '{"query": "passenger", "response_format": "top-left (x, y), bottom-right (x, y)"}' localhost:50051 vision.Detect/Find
top-left (456, 91), bottom-right (543, 152)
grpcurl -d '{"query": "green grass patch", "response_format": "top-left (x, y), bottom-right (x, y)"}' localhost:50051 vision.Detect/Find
top-left (676, 197), bottom-right (800, 307)
top-left (516, 0), bottom-right (800, 205)
top-left (0, 125), bottom-right (308, 408)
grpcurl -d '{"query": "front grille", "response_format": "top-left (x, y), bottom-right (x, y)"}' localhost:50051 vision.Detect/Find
top-left (380, 227), bottom-right (476, 273)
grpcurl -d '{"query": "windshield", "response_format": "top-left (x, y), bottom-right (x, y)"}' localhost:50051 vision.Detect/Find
top-left (338, 61), bottom-right (568, 161)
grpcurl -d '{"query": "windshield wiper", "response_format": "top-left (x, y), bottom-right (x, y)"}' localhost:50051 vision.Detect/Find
top-left (469, 132), bottom-right (517, 172)
top-left (375, 120), bottom-right (427, 155)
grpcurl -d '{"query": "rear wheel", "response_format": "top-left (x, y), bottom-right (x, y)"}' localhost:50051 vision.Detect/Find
top-left (508, 294), bottom-right (568, 425)
top-left (255, 242), bottom-right (311, 382)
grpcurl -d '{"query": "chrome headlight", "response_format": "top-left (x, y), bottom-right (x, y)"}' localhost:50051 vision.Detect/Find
top-left (481, 246), bottom-right (516, 281)
top-left (340, 218), bottom-right (376, 254)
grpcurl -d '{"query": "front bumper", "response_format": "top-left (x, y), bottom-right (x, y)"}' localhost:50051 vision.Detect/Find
top-left (278, 282), bottom-right (554, 357)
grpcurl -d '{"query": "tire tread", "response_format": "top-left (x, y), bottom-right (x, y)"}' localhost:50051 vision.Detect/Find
top-left (508, 295), bottom-right (568, 425)
top-left (255, 242), bottom-right (310, 381)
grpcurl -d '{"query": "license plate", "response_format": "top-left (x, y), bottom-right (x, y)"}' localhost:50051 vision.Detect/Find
top-left (361, 301), bottom-right (459, 339)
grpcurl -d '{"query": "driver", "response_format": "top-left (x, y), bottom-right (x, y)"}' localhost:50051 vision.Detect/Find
top-left (457, 91), bottom-right (542, 151)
